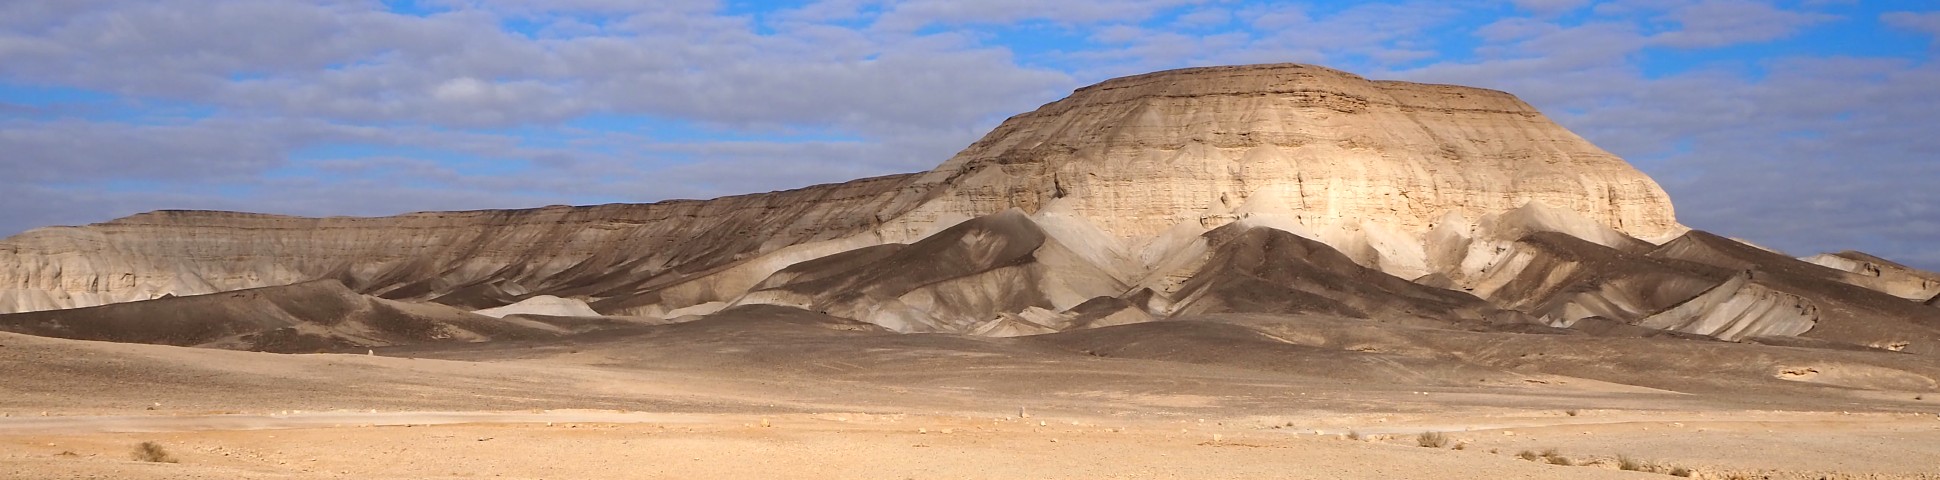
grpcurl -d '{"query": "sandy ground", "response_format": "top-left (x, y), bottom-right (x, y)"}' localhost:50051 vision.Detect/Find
top-left (7, 313), bottom-right (1940, 479)
top-left (6, 410), bottom-right (1940, 479)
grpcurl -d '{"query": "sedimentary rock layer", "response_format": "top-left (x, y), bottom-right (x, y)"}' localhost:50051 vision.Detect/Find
top-left (0, 174), bottom-right (925, 313)
top-left (888, 64), bottom-right (1683, 278)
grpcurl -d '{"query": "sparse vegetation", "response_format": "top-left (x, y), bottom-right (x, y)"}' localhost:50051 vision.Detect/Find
top-left (1416, 431), bottom-right (1449, 448)
top-left (1514, 450), bottom-right (1693, 476)
top-left (1618, 455), bottom-right (1646, 471)
top-left (1565, 409), bottom-right (1580, 416)
top-left (132, 441), bottom-right (177, 463)
top-left (1345, 430), bottom-right (1362, 441)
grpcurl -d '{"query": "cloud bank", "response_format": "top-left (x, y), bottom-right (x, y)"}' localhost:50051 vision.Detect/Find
top-left (2, 0), bottom-right (1935, 267)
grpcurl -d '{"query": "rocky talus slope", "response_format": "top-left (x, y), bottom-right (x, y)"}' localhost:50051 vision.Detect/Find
top-left (3, 63), bottom-right (1937, 354)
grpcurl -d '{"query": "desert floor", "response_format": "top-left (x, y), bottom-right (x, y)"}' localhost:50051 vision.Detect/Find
top-left (6, 312), bottom-right (1940, 479)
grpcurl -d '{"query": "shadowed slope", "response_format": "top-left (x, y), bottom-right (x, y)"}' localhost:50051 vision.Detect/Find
top-left (1461, 232), bottom-right (1725, 324)
top-left (1648, 231), bottom-right (1940, 353)
top-left (1164, 224), bottom-right (1502, 326)
top-left (0, 280), bottom-right (590, 353)
top-left (0, 174), bottom-right (927, 314)
top-left (733, 210), bottom-right (1126, 333)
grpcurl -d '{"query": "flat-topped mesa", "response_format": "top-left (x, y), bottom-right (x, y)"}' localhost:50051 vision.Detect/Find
top-left (0, 63), bottom-right (1686, 317)
top-left (886, 64), bottom-right (1682, 274)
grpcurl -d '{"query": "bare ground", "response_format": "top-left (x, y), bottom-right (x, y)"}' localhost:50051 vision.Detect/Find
top-left (5, 307), bottom-right (1940, 479)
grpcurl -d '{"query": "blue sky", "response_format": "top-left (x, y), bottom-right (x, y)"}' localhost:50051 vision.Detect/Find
top-left (2, 0), bottom-right (1938, 267)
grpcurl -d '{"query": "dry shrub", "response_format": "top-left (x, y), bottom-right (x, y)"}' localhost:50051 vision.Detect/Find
top-left (1416, 431), bottom-right (1449, 448)
top-left (1618, 455), bottom-right (1647, 471)
top-left (132, 441), bottom-right (177, 463)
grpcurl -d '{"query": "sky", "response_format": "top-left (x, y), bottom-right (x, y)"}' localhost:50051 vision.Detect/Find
top-left (1, 0), bottom-right (1937, 268)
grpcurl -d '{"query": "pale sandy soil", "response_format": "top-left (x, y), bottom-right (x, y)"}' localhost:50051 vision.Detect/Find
top-left (5, 410), bottom-right (1940, 479)
top-left (6, 315), bottom-right (1940, 479)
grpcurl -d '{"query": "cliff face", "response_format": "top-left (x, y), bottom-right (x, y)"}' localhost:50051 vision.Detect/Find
top-left (0, 64), bottom-right (1680, 320)
top-left (887, 65), bottom-right (1683, 277)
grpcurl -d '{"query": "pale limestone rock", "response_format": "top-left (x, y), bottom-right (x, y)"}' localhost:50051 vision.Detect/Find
top-left (472, 295), bottom-right (600, 319)
top-left (1634, 271), bottom-right (1818, 341)
top-left (1801, 252), bottom-right (1940, 301)
top-left (885, 64), bottom-right (1684, 272)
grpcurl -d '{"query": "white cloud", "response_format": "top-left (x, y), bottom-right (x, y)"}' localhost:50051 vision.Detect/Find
top-left (869, 0), bottom-right (1205, 31)
top-left (1648, 0), bottom-right (1837, 48)
top-left (1510, 0), bottom-right (1591, 15)
top-left (1883, 11), bottom-right (1940, 40)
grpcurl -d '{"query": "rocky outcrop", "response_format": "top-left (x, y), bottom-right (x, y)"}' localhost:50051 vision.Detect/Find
top-left (887, 64), bottom-right (1684, 279)
top-left (1802, 251), bottom-right (1940, 301)
top-left (473, 295), bottom-right (601, 319)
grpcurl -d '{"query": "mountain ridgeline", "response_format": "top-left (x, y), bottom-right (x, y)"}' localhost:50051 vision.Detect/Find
top-left (3, 63), bottom-right (1937, 354)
